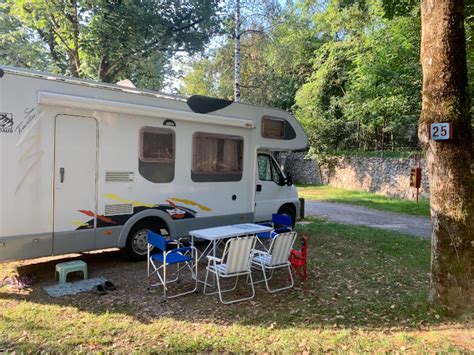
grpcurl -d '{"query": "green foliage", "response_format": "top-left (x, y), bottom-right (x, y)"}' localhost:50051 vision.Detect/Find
top-left (294, 0), bottom-right (422, 157)
top-left (466, 2), bottom-right (473, 103)
top-left (181, 30), bottom-right (291, 106)
top-left (179, 0), bottom-right (435, 159)
top-left (0, 1), bottom-right (51, 70)
top-left (343, 9), bottom-right (422, 150)
top-left (5, 0), bottom-right (222, 89)
top-left (180, 1), bottom-right (313, 110)
top-left (181, 58), bottom-right (219, 97)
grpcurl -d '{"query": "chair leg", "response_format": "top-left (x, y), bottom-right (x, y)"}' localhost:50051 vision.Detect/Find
top-left (216, 273), bottom-right (225, 304)
top-left (165, 250), bottom-right (200, 299)
top-left (147, 257), bottom-right (150, 290)
top-left (262, 264), bottom-right (294, 293)
top-left (150, 248), bottom-right (199, 299)
top-left (203, 265), bottom-right (211, 295)
top-left (194, 251), bottom-right (199, 291)
top-left (148, 261), bottom-right (166, 289)
top-left (163, 263), bottom-right (167, 299)
top-left (250, 261), bottom-right (273, 285)
top-left (204, 270), bottom-right (237, 296)
top-left (166, 261), bottom-right (199, 299)
top-left (248, 271), bottom-right (255, 299)
top-left (261, 263), bottom-right (271, 292)
top-left (229, 276), bottom-right (239, 291)
top-left (216, 273), bottom-right (255, 305)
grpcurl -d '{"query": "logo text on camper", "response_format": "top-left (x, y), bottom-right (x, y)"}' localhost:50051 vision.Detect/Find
top-left (0, 113), bottom-right (14, 133)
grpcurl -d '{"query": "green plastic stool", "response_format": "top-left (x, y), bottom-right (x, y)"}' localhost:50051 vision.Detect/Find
top-left (55, 260), bottom-right (88, 284)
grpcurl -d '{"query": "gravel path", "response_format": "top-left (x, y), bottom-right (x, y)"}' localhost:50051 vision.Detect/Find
top-left (304, 200), bottom-right (432, 239)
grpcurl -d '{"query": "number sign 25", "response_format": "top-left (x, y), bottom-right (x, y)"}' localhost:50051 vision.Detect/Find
top-left (430, 123), bottom-right (452, 141)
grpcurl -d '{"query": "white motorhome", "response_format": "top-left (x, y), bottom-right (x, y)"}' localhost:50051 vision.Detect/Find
top-left (0, 66), bottom-right (308, 262)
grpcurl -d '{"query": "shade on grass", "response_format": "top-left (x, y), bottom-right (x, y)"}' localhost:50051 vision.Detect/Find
top-left (0, 219), bottom-right (470, 352)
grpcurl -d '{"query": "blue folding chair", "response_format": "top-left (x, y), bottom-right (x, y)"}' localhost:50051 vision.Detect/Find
top-left (147, 230), bottom-right (198, 299)
top-left (256, 213), bottom-right (293, 249)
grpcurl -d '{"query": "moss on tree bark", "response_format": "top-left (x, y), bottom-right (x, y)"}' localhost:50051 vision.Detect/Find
top-left (419, 0), bottom-right (474, 314)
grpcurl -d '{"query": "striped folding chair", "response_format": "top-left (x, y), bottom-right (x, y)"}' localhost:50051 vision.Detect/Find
top-left (251, 231), bottom-right (297, 293)
top-left (203, 235), bottom-right (256, 304)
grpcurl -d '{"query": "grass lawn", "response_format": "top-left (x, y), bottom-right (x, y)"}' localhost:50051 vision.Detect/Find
top-left (298, 185), bottom-right (431, 216)
top-left (0, 219), bottom-right (471, 352)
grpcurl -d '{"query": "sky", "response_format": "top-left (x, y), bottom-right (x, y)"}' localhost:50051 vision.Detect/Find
top-left (162, 0), bottom-right (292, 94)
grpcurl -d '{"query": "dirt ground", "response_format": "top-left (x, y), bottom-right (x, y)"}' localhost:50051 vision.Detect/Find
top-left (0, 246), bottom-right (296, 325)
top-left (1, 229), bottom-right (472, 352)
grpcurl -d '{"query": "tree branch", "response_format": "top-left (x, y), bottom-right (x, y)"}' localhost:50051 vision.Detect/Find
top-left (239, 29), bottom-right (266, 36)
top-left (168, 17), bottom-right (205, 34)
top-left (49, 14), bottom-right (73, 53)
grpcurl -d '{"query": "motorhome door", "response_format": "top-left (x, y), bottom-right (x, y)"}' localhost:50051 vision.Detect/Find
top-left (254, 153), bottom-right (289, 222)
top-left (53, 115), bottom-right (98, 254)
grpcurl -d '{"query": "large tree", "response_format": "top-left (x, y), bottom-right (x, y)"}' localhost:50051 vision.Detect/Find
top-left (0, 1), bottom-right (51, 70)
top-left (8, 0), bottom-right (221, 88)
top-left (419, 0), bottom-right (473, 314)
top-left (180, 1), bottom-right (315, 109)
top-left (294, 0), bottom-right (423, 155)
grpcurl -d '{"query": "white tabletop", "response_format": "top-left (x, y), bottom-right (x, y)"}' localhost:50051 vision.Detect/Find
top-left (189, 223), bottom-right (273, 241)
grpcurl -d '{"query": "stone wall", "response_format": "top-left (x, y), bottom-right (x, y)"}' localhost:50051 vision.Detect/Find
top-left (281, 152), bottom-right (322, 185)
top-left (282, 152), bottom-right (429, 199)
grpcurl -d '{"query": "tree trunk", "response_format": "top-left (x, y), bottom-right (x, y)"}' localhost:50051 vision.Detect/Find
top-left (69, 0), bottom-right (81, 77)
top-left (234, 0), bottom-right (241, 102)
top-left (419, 0), bottom-right (474, 314)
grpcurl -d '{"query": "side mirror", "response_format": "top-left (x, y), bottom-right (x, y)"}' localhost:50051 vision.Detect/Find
top-left (286, 172), bottom-right (293, 186)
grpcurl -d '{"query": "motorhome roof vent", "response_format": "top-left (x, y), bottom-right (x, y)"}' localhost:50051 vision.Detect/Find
top-left (105, 171), bottom-right (134, 182)
top-left (104, 204), bottom-right (133, 216)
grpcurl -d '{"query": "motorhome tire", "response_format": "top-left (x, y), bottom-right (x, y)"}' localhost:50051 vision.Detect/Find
top-left (123, 220), bottom-right (168, 261)
top-left (277, 205), bottom-right (296, 228)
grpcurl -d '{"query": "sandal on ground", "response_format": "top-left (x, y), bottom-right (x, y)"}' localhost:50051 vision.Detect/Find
top-left (92, 284), bottom-right (107, 295)
top-left (102, 281), bottom-right (116, 291)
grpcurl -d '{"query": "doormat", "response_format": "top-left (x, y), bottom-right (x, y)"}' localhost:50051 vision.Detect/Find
top-left (43, 277), bottom-right (107, 298)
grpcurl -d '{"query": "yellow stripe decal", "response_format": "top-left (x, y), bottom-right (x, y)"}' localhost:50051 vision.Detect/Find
top-left (103, 193), bottom-right (155, 208)
top-left (72, 220), bottom-right (89, 227)
top-left (169, 198), bottom-right (212, 212)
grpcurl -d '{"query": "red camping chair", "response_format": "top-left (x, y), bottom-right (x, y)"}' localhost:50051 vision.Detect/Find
top-left (288, 235), bottom-right (308, 282)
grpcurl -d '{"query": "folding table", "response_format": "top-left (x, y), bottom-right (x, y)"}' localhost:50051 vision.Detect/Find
top-left (189, 223), bottom-right (273, 285)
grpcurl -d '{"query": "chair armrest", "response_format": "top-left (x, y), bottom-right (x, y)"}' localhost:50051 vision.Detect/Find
top-left (169, 246), bottom-right (192, 254)
top-left (206, 255), bottom-right (222, 263)
top-left (274, 227), bottom-right (291, 234)
top-left (252, 250), bottom-right (267, 256)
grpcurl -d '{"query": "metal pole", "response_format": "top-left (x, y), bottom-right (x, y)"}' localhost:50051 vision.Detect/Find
top-left (381, 117), bottom-right (385, 158)
top-left (416, 154), bottom-right (420, 204)
top-left (234, 0), bottom-right (241, 102)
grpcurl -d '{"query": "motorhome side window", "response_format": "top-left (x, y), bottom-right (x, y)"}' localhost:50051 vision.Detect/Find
top-left (258, 154), bottom-right (284, 185)
top-left (192, 133), bottom-right (243, 182)
top-left (139, 127), bottom-right (175, 183)
top-left (258, 155), bottom-right (272, 181)
top-left (262, 116), bottom-right (285, 139)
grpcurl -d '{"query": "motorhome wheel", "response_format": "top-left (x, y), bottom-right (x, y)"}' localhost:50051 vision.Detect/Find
top-left (124, 220), bottom-right (168, 261)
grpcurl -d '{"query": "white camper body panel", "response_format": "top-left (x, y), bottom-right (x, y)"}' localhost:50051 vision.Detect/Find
top-left (0, 66), bottom-right (307, 262)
